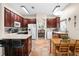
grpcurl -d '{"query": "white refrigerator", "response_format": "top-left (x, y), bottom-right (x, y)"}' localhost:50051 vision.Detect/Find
top-left (28, 24), bottom-right (37, 39)
top-left (46, 28), bottom-right (53, 39)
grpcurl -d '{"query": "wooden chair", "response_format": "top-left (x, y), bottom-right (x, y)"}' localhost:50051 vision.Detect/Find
top-left (69, 39), bottom-right (76, 56)
top-left (55, 40), bottom-right (70, 56)
top-left (53, 34), bottom-right (59, 38)
top-left (74, 40), bottom-right (79, 56)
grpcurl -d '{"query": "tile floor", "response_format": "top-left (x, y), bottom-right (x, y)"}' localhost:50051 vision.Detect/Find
top-left (30, 39), bottom-right (50, 56)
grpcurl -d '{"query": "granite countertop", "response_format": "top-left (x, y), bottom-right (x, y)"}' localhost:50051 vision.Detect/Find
top-left (2, 33), bottom-right (32, 39)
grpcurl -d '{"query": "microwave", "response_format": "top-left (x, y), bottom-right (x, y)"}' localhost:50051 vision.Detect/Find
top-left (14, 21), bottom-right (21, 27)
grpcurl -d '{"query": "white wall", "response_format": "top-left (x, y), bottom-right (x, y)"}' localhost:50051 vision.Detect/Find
top-left (3, 3), bottom-right (23, 17)
top-left (60, 3), bottom-right (79, 39)
top-left (36, 13), bottom-right (47, 39)
top-left (0, 3), bottom-right (4, 56)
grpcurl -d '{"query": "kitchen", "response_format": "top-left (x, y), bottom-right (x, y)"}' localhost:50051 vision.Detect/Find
top-left (0, 3), bottom-right (76, 56)
top-left (0, 3), bottom-right (61, 56)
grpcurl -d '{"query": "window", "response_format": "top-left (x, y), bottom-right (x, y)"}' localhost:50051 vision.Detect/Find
top-left (60, 19), bottom-right (67, 32)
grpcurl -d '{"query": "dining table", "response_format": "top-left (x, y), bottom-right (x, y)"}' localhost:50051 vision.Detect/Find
top-left (50, 38), bottom-right (76, 55)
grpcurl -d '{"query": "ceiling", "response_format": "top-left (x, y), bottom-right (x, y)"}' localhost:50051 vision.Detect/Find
top-left (4, 3), bottom-right (69, 17)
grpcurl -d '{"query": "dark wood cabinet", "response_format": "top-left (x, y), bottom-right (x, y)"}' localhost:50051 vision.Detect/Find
top-left (4, 36), bottom-right (32, 56)
top-left (4, 7), bottom-right (36, 27)
top-left (28, 19), bottom-right (36, 24)
top-left (17, 16), bottom-right (23, 27)
top-left (47, 17), bottom-right (60, 28)
top-left (15, 14), bottom-right (19, 22)
top-left (17, 36), bottom-right (32, 56)
top-left (4, 7), bottom-right (24, 27)
top-left (22, 18), bottom-right (36, 27)
top-left (15, 14), bottom-right (24, 27)
top-left (22, 19), bottom-right (28, 27)
top-left (11, 12), bottom-right (15, 27)
top-left (4, 8), bottom-right (11, 27)
top-left (27, 36), bottom-right (32, 55)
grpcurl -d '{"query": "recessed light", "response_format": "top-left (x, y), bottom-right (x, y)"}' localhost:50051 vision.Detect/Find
top-left (31, 6), bottom-right (35, 9)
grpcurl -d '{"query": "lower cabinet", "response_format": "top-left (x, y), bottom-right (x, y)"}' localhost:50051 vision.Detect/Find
top-left (4, 36), bottom-right (32, 56)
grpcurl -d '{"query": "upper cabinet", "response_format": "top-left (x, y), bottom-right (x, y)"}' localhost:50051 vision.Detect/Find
top-left (15, 14), bottom-right (19, 22)
top-left (47, 17), bottom-right (60, 28)
top-left (4, 7), bottom-right (36, 27)
top-left (19, 16), bottom-right (24, 27)
top-left (4, 8), bottom-right (11, 27)
top-left (4, 7), bottom-right (24, 27)
top-left (11, 11), bottom-right (15, 27)
top-left (28, 18), bottom-right (36, 24)
top-left (22, 19), bottom-right (28, 27)
top-left (22, 18), bottom-right (36, 27)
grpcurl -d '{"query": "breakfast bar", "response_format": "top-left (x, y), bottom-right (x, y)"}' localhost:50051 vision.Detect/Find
top-left (1, 33), bottom-right (32, 56)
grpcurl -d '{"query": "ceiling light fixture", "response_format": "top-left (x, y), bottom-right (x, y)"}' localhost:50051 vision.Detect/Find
top-left (52, 5), bottom-right (62, 16)
top-left (52, 5), bottom-right (60, 13)
top-left (21, 6), bottom-right (29, 14)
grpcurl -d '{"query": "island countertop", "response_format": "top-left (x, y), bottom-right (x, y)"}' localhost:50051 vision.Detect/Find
top-left (3, 33), bottom-right (32, 39)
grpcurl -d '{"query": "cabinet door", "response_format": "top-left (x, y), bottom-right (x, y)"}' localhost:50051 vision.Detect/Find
top-left (11, 12), bottom-right (15, 27)
top-left (21, 17), bottom-right (24, 27)
top-left (4, 8), bottom-right (11, 27)
top-left (23, 19), bottom-right (28, 27)
top-left (22, 18), bottom-right (36, 27)
top-left (52, 17), bottom-right (60, 28)
top-left (23, 39), bottom-right (28, 55)
top-left (29, 19), bottom-right (36, 24)
top-left (57, 17), bottom-right (60, 28)
top-left (52, 18), bottom-right (57, 28)
top-left (27, 36), bottom-right (32, 55)
top-left (19, 16), bottom-right (23, 27)
top-left (47, 19), bottom-right (52, 28)
top-left (47, 18), bottom-right (59, 28)
top-left (15, 14), bottom-right (18, 21)
top-left (15, 14), bottom-right (20, 22)
top-left (17, 16), bottom-right (20, 24)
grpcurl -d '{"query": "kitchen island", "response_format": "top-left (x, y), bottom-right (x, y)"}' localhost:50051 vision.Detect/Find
top-left (3, 33), bottom-right (31, 39)
top-left (2, 33), bottom-right (32, 56)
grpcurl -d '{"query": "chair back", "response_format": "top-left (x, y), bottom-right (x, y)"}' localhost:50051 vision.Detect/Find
top-left (60, 40), bottom-right (70, 47)
top-left (75, 40), bottom-right (79, 52)
top-left (59, 40), bottom-right (70, 55)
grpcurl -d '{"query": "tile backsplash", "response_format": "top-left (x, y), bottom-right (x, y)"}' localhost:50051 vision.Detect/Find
top-left (4, 27), bottom-right (28, 33)
top-left (4, 27), bottom-right (18, 33)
